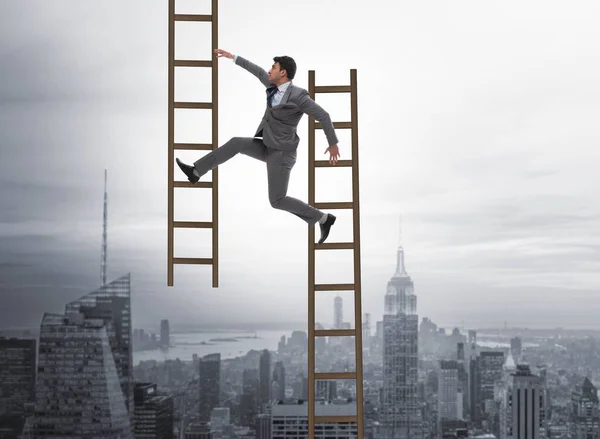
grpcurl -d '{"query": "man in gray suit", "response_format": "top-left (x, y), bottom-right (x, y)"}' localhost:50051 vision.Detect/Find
top-left (176, 48), bottom-right (340, 244)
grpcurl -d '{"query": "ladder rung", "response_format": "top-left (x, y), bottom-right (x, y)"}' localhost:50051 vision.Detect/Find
top-left (314, 85), bottom-right (351, 93)
top-left (315, 329), bottom-right (355, 337)
top-left (315, 242), bottom-right (353, 250)
top-left (316, 122), bottom-right (352, 129)
top-left (314, 202), bottom-right (353, 209)
top-left (315, 160), bottom-right (352, 168)
top-left (315, 372), bottom-right (356, 380)
top-left (315, 416), bottom-right (357, 424)
top-left (173, 257), bottom-right (213, 265)
top-left (174, 60), bottom-right (213, 68)
top-left (174, 14), bottom-right (212, 22)
top-left (173, 221), bottom-right (212, 228)
top-left (174, 143), bottom-right (213, 151)
top-left (174, 102), bottom-right (212, 109)
top-left (174, 182), bottom-right (212, 188)
top-left (314, 283), bottom-right (354, 291)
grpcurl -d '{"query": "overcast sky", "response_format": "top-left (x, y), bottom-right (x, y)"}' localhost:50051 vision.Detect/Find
top-left (1, 0), bottom-right (599, 331)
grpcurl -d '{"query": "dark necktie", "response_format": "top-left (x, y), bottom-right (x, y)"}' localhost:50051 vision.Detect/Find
top-left (266, 86), bottom-right (278, 108)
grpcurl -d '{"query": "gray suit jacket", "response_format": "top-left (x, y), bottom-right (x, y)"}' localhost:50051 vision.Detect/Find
top-left (234, 55), bottom-right (339, 151)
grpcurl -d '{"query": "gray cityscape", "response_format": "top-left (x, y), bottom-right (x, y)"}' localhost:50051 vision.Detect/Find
top-left (2, 1), bottom-right (600, 438)
top-left (1, 171), bottom-right (599, 438)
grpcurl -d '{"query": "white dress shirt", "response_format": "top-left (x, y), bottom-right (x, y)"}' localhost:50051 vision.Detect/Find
top-left (233, 54), bottom-right (290, 107)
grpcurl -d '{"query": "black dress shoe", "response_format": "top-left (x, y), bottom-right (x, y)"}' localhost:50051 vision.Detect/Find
top-left (176, 158), bottom-right (199, 184)
top-left (318, 214), bottom-right (336, 244)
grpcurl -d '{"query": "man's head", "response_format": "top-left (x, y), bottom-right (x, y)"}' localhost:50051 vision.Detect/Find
top-left (268, 56), bottom-right (297, 85)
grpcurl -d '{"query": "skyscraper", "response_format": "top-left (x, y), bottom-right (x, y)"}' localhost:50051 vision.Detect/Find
top-left (510, 337), bottom-right (522, 362)
top-left (199, 353), bottom-right (221, 422)
top-left (259, 349), bottom-right (271, 409)
top-left (479, 351), bottom-right (505, 420)
top-left (468, 330), bottom-right (477, 348)
top-left (272, 361), bottom-right (286, 400)
top-left (381, 244), bottom-right (421, 439)
top-left (438, 360), bottom-right (460, 423)
top-left (160, 319), bottom-right (170, 348)
top-left (65, 273), bottom-right (133, 413)
top-left (34, 312), bottom-right (131, 437)
top-left (134, 382), bottom-right (174, 438)
top-left (0, 338), bottom-right (36, 436)
top-left (571, 377), bottom-right (600, 439)
top-left (363, 312), bottom-right (371, 352)
top-left (334, 296), bottom-right (343, 329)
top-left (501, 364), bottom-right (544, 439)
top-left (240, 369), bottom-right (259, 427)
top-left (256, 413), bottom-right (272, 439)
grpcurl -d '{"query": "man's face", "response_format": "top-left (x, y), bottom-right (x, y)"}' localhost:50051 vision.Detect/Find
top-left (268, 62), bottom-right (285, 82)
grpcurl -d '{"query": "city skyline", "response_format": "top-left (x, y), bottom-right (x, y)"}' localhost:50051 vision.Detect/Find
top-left (2, 0), bottom-right (600, 330)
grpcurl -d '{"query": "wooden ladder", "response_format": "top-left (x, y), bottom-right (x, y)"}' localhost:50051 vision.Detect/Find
top-left (167, 0), bottom-right (219, 287)
top-left (307, 69), bottom-right (364, 439)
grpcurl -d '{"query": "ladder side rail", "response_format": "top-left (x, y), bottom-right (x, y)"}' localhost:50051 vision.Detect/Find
top-left (307, 69), bottom-right (317, 439)
top-left (350, 68), bottom-right (364, 439)
top-left (167, 0), bottom-right (175, 286)
top-left (211, 0), bottom-right (219, 287)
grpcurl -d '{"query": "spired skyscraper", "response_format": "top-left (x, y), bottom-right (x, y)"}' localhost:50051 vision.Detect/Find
top-left (381, 241), bottom-right (422, 439)
top-left (33, 170), bottom-right (134, 437)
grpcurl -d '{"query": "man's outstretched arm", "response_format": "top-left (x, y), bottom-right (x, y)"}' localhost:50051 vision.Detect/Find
top-left (297, 90), bottom-right (340, 164)
top-left (214, 49), bottom-right (272, 88)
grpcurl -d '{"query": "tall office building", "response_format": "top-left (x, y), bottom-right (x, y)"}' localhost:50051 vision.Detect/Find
top-left (160, 320), bottom-right (170, 348)
top-left (271, 400), bottom-right (357, 439)
top-left (570, 377), bottom-right (600, 439)
top-left (500, 364), bottom-right (543, 439)
top-left (456, 342), bottom-right (469, 418)
top-left (272, 361), bottom-right (286, 400)
top-left (199, 353), bottom-right (221, 422)
top-left (65, 273), bottom-right (133, 414)
top-left (259, 349), bottom-right (271, 408)
top-left (479, 351), bottom-right (505, 419)
top-left (240, 369), bottom-right (259, 427)
top-left (34, 312), bottom-right (131, 437)
top-left (381, 244), bottom-right (421, 439)
top-left (334, 296), bottom-right (343, 330)
top-left (0, 338), bottom-right (36, 436)
top-left (256, 413), bottom-right (272, 439)
top-left (438, 360), bottom-right (461, 422)
top-left (469, 355), bottom-right (481, 425)
top-left (293, 373), bottom-right (308, 400)
top-left (510, 337), bottom-right (522, 362)
top-left (363, 313), bottom-right (371, 352)
top-left (133, 382), bottom-right (174, 438)
top-left (468, 330), bottom-right (477, 348)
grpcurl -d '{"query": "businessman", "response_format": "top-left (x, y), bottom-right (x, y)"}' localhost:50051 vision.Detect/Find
top-left (176, 48), bottom-right (340, 244)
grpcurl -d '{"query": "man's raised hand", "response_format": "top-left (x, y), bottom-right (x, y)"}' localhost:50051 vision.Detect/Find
top-left (325, 144), bottom-right (340, 165)
top-left (214, 49), bottom-right (234, 59)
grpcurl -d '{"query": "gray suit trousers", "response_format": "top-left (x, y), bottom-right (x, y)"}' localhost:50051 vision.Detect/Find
top-left (193, 137), bottom-right (323, 226)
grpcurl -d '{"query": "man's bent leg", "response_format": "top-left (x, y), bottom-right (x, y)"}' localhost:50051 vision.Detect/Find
top-left (266, 148), bottom-right (323, 226)
top-left (194, 137), bottom-right (266, 176)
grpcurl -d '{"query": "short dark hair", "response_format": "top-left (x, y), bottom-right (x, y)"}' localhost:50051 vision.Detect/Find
top-left (273, 56), bottom-right (297, 80)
